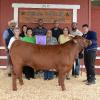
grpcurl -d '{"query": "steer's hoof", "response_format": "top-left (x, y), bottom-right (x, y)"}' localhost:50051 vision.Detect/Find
top-left (58, 84), bottom-right (61, 86)
top-left (62, 87), bottom-right (66, 91)
top-left (13, 88), bottom-right (17, 91)
top-left (20, 82), bottom-right (24, 85)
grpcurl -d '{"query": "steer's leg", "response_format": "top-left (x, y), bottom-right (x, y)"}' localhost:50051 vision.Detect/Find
top-left (58, 71), bottom-right (66, 90)
top-left (12, 65), bottom-right (23, 91)
top-left (58, 67), bottom-right (67, 91)
top-left (19, 74), bottom-right (24, 85)
top-left (17, 67), bottom-right (24, 86)
top-left (58, 71), bottom-right (62, 86)
top-left (12, 71), bottom-right (17, 91)
top-left (60, 74), bottom-right (66, 91)
top-left (58, 74), bottom-right (61, 86)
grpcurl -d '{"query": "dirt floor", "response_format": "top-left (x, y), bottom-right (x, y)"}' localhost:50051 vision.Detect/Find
top-left (0, 69), bottom-right (100, 100)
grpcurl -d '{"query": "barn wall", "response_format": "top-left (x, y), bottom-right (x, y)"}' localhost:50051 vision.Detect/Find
top-left (0, 0), bottom-right (90, 44)
top-left (91, 6), bottom-right (100, 46)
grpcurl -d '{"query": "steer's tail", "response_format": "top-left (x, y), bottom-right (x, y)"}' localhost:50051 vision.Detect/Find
top-left (8, 50), bottom-right (15, 76)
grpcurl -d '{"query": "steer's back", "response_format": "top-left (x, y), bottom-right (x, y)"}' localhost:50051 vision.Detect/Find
top-left (10, 40), bottom-right (73, 70)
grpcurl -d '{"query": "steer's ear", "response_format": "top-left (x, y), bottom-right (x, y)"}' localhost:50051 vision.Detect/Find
top-left (73, 39), bottom-right (78, 44)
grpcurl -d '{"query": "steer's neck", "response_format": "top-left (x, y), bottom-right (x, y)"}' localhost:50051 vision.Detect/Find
top-left (64, 43), bottom-right (82, 58)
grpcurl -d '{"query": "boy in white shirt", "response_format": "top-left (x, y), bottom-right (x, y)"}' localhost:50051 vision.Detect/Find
top-left (8, 27), bottom-right (21, 49)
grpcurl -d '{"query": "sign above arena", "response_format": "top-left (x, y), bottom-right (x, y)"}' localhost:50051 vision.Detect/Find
top-left (19, 9), bottom-right (72, 24)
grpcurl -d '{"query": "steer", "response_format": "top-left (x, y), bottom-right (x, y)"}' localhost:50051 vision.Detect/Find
top-left (9, 36), bottom-right (91, 91)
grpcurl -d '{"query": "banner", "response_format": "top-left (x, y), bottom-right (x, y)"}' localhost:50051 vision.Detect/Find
top-left (36, 35), bottom-right (46, 45)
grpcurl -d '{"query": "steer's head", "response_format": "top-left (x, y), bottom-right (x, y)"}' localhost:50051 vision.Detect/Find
top-left (73, 36), bottom-right (92, 49)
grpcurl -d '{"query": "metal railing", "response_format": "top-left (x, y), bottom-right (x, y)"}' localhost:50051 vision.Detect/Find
top-left (0, 46), bottom-right (7, 68)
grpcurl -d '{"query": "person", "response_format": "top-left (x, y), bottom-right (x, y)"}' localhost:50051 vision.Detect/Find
top-left (58, 27), bottom-right (73, 79)
top-left (70, 22), bottom-right (83, 78)
top-left (22, 28), bottom-right (36, 80)
top-left (58, 27), bottom-right (73, 44)
top-left (33, 19), bottom-right (47, 77)
top-left (2, 20), bottom-right (16, 76)
top-left (22, 28), bottom-right (36, 43)
top-left (70, 22), bottom-right (83, 36)
top-left (8, 27), bottom-right (21, 49)
top-left (82, 24), bottom-right (98, 85)
top-left (44, 30), bottom-right (58, 80)
top-left (46, 30), bottom-right (58, 45)
top-left (51, 20), bottom-right (63, 41)
top-left (20, 25), bottom-right (27, 37)
top-left (33, 19), bottom-right (47, 35)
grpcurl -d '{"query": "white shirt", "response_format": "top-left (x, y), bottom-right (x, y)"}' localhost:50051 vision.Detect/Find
top-left (8, 36), bottom-right (21, 49)
top-left (8, 37), bottom-right (16, 49)
top-left (70, 29), bottom-right (83, 36)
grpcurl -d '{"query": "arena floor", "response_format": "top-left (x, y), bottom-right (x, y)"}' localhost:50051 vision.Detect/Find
top-left (0, 69), bottom-right (100, 100)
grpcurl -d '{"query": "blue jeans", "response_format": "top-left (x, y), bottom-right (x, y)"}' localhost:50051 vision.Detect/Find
top-left (44, 70), bottom-right (54, 79)
top-left (72, 58), bottom-right (80, 75)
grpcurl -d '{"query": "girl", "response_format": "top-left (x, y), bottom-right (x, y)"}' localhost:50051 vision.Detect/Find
top-left (58, 27), bottom-right (73, 44)
top-left (22, 28), bottom-right (36, 80)
top-left (20, 25), bottom-right (27, 37)
top-left (44, 30), bottom-right (58, 80)
top-left (58, 27), bottom-right (73, 80)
